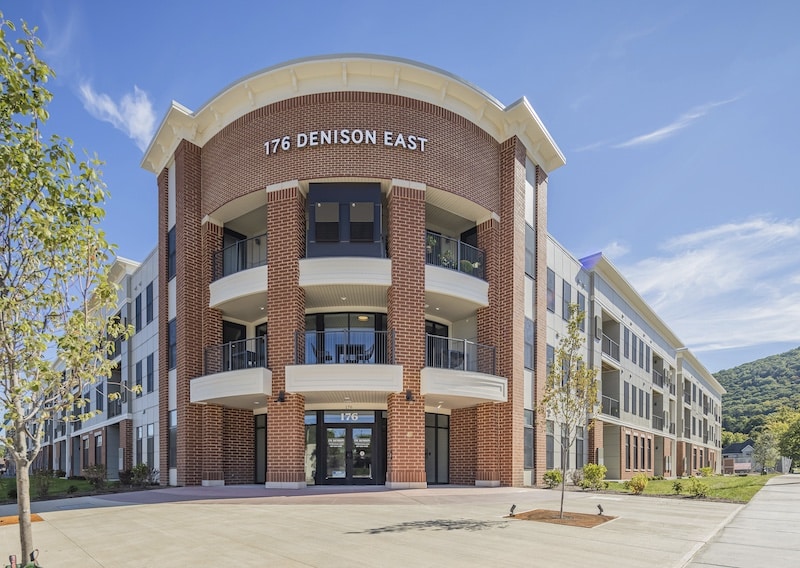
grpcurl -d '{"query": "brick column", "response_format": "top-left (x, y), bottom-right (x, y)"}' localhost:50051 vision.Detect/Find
top-left (386, 180), bottom-right (426, 489)
top-left (157, 167), bottom-right (169, 483)
top-left (588, 418), bottom-right (604, 465)
top-left (265, 182), bottom-right (306, 488)
top-left (119, 418), bottom-right (133, 473)
top-left (533, 164), bottom-right (549, 486)
top-left (449, 407), bottom-right (476, 484)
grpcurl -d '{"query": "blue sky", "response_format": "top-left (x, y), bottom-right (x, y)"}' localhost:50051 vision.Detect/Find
top-left (8, 1), bottom-right (800, 373)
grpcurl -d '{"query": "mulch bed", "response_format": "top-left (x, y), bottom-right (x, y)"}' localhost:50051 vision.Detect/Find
top-left (508, 509), bottom-right (616, 528)
top-left (0, 515), bottom-right (44, 526)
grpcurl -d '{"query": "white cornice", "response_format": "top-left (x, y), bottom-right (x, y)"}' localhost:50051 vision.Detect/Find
top-left (140, 54), bottom-right (566, 175)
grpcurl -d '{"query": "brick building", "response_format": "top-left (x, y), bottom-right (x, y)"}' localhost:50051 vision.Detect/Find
top-left (38, 55), bottom-right (722, 487)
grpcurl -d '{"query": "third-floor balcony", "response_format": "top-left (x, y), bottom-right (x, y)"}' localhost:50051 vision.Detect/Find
top-left (652, 369), bottom-right (664, 388)
top-left (212, 233), bottom-right (267, 282)
top-left (601, 334), bottom-right (620, 362)
top-left (683, 392), bottom-right (691, 405)
top-left (652, 414), bottom-right (664, 430)
top-left (425, 231), bottom-right (485, 280)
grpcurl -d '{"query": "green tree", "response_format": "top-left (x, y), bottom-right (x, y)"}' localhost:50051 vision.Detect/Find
top-left (721, 429), bottom-right (748, 448)
top-left (0, 14), bottom-right (125, 562)
top-left (751, 429), bottom-right (779, 472)
top-left (537, 303), bottom-right (598, 518)
top-left (778, 417), bottom-right (800, 466)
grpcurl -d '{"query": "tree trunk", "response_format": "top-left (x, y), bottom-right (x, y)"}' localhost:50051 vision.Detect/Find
top-left (559, 439), bottom-right (567, 519)
top-left (14, 426), bottom-right (34, 562)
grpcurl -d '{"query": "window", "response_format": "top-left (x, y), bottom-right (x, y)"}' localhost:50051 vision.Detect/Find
top-left (134, 294), bottom-right (142, 333)
top-left (136, 426), bottom-right (143, 465)
top-left (647, 438), bottom-right (652, 470)
top-left (168, 318), bottom-right (177, 370)
top-left (562, 280), bottom-right (571, 321)
top-left (546, 344), bottom-right (555, 376)
top-left (524, 224), bottom-right (536, 277)
top-left (546, 269), bottom-right (555, 312)
top-left (315, 202), bottom-right (340, 242)
top-left (640, 436), bottom-right (645, 469)
top-left (349, 202), bottom-right (374, 242)
top-left (633, 436), bottom-right (638, 470)
top-left (561, 424), bottom-right (570, 470)
top-left (632, 335), bottom-right (637, 364)
top-left (645, 392), bottom-right (650, 420)
top-left (135, 360), bottom-right (143, 397)
top-left (639, 389), bottom-right (644, 418)
top-left (625, 434), bottom-right (631, 469)
top-left (645, 346), bottom-right (650, 372)
top-left (524, 410), bottom-right (534, 469)
top-left (96, 382), bottom-right (104, 413)
top-left (524, 318), bottom-right (534, 370)
top-left (638, 340), bottom-right (644, 368)
top-left (95, 435), bottom-right (103, 466)
top-left (624, 381), bottom-right (630, 413)
top-left (167, 226), bottom-right (176, 281)
top-left (168, 410), bottom-right (177, 469)
top-left (546, 420), bottom-right (554, 469)
top-left (146, 424), bottom-right (155, 469)
top-left (692, 383), bottom-right (697, 402)
top-left (145, 282), bottom-right (154, 324)
top-left (575, 426), bottom-right (585, 469)
top-left (577, 292), bottom-right (586, 331)
top-left (631, 385), bottom-right (637, 415)
top-left (146, 354), bottom-right (154, 394)
top-left (82, 438), bottom-right (89, 470)
top-left (624, 328), bottom-right (630, 358)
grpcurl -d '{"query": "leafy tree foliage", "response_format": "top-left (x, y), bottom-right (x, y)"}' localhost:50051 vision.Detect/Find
top-left (0, 13), bottom-right (125, 561)
top-left (537, 304), bottom-right (598, 518)
top-left (714, 346), bottom-right (800, 434)
top-left (778, 418), bottom-right (800, 465)
top-left (751, 429), bottom-right (779, 471)
top-left (721, 429), bottom-right (749, 448)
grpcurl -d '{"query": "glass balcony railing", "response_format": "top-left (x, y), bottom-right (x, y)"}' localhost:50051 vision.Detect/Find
top-left (212, 233), bottom-right (267, 281)
top-left (601, 334), bottom-right (620, 361)
top-left (203, 337), bottom-right (267, 375)
top-left (601, 395), bottom-right (620, 418)
top-left (295, 330), bottom-right (395, 365)
top-left (425, 231), bottom-right (485, 280)
top-left (425, 335), bottom-right (495, 375)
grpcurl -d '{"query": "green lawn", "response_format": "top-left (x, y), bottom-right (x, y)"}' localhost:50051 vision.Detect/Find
top-left (604, 474), bottom-right (777, 502)
top-left (2, 477), bottom-right (101, 502)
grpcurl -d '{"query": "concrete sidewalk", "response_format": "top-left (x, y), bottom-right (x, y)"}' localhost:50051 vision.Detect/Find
top-left (0, 478), bottom-right (790, 567)
top-left (687, 474), bottom-right (800, 567)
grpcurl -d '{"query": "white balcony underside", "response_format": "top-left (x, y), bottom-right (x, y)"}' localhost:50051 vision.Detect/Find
top-left (190, 367), bottom-right (272, 410)
top-left (285, 364), bottom-right (403, 405)
top-left (209, 265), bottom-right (268, 319)
top-left (421, 367), bottom-right (507, 409)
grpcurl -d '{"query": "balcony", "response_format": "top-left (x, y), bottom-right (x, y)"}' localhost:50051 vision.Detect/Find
top-left (652, 414), bottom-right (664, 430)
top-left (286, 330), bottom-right (402, 405)
top-left (425, 231), bottom-right (485, 280)
top-left (703, 404), bottom-right (709, 415)
top-left (425, 335), bottom-right (495, 375)
top-left (669, 382), bottom-right (676, 396)
top-left (212, 234), bottom-right (267, 282)
top-left (107, 399), bottom-right (122, 418)
top-left (190, 337), bottom-right (272, 409)
top-left (601, 334), bottom-right (620, 362)
top-left (684, 426), bottom-right (691, 438)
top-left (652, 370), bottom-right (664, 388)
top-left (683, 392), bottom-right (691, 404)
top-left (601, 395), bottom-right (620, 418)
top-left (669, 422), bottom-right (676, 435)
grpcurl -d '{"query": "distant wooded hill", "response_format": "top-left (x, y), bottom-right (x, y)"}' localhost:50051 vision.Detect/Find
top-left (715, 346), bottom-right (800, 434)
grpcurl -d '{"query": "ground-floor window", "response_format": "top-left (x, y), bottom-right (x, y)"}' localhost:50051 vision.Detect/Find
top-left (425, 413), bottom-right (449, 484)
top-left (136, 426), bottom-right (143, 465)
top-left (168, 410), bottom-right (177, 468)
top-left (546, 421), bottom-right (554, 470)
top-left (146, 424), bottom-right (155, 468)
top-left (94, 434), bottom-right (102, 466)
top-left (625, 434), bottom-right (631, 470)
top-left (575, 426), bottom-right (584, 469)
top-left (524, 410), bottom-right (534, 469)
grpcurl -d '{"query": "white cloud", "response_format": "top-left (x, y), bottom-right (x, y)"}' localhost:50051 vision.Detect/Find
top-left (619, 217), bottom-right (800, 355)
top-left (79, 83), bottom-right (156, 151)
top-left (601, 240), bottom-right (630, 260)
top-left (614, 97), bottom-right (740, 148)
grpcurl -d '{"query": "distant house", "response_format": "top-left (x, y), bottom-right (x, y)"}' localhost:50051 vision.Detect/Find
top-left (722, 439), bottom-right (755, 474)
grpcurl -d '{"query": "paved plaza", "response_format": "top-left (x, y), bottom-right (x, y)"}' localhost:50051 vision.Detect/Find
top-left (0, 475), bottom-right (797, 567)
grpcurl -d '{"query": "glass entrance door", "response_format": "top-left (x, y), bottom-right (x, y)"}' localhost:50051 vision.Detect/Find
top-left (325, 425), bottom-right (373, 483)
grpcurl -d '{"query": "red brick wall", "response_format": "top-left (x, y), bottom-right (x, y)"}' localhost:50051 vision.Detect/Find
top-left (223, 408), bottom-right (254, 484)
top-left (386, 183), bottom-right (426, 485)
top-left (589, 418), bottom-right (604, 465)
top-left (533, 166), bottom-right (549, 486)
top-left (619, 428), bottom-right (656, 481)
top-left (157, 167), bottom-right (169, 484)
top-left (449, 407), bottom-right (476, 484)
top-left (265, 185), bottom-right (306, 484)
top-left (119, 419), bottom-right (133, 472)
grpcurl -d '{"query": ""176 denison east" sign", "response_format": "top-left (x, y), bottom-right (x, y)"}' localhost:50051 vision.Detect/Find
top-left (264, 129), bottom-right (428, 155)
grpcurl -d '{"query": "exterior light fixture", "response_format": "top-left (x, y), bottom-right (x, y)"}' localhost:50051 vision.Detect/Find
top-left (276, 390), bottom-right (285, 403)
top-left (357, 315), bottom-right (369, 321)
top-left (405, 389), bottom-right (413, 401)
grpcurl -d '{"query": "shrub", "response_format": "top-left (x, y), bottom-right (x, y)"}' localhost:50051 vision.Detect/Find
top-left (67, 484), bottom-right (78, 494)
top-left (626, 473), bottom-right (649, 495)
top-left (569, 469), bottom-right (584, 487)
top-left (672, 481), bottom-right (683, 495)
top-left (688, 477), bottom-right (710, 498)
top-left (54, 469), bottom-right (66, 478)
top-left (580, 463), bottom-right (607, 491)
top-left (118, 469), bottom-right (134, 486)
top-left (32, 469), bottom-right (54, 498)
top-left (131, 463), bottom-right (160, 487)
top-left (543, 469), bottom-right (562, 488)
top-left (7, 486), bottom-right (17, 499)
top-left (699, 467), bottom-right (713, 477)
top-left (84, 464), bottom-right (107, 489)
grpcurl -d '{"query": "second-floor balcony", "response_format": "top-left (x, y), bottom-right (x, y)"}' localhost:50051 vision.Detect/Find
top-left (107, 399), bottom-right (123, 418)
top-left (683, 392), bottom-right (691, 404)
top-left (652, 370), bottom-right (664, 388)
top-left (296, 330), bottom-right (394, 365)
top-left (684, 426), bottom-right (691, 438)
top-left (425, 335), bottom-right (495, 375)
top-left (669, 422), bottom-right (676, 435)
top-left (212, 233), bottom-right (268, 282)
top-left (601, 395), bottom-right (620, 418)
top-left (425, 231), bottom-right (485, 280)
top-left (601, 334), bottom-right (620, 362)
top-left (204, 337), bottom-right (267, 375)
top-left (652, 414), bottom-right (664, 430)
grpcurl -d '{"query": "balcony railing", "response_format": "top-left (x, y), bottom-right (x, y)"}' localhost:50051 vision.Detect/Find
top-left (703, 404), bottom-right (709, 415)
top-left (601, 395), bottom-right (620, 418)
top-left (107, 399), bottom-right (122, 418)
top-left (652, 414), bottom-right (664, 430)
top-left (683, 392), bottom-right (691, 404)
top-left (669, 422), bottom-right (676, 435)
top-left (652, 370), bottom-right (664, 388)
top-left (425, 335), bottom-right (496, 375)
top-left (703, 434), bottom-right (709, 443)
top-left (684, 426), bottom-right (691, 438)
top-left (425, 231), bottom-right (485, 280)
top-left (295, 330), bottom-right (395, 365)
top-left (204, 337), bottom-right (267, 375)
top-left (601, 334), bottom-right (620, 361)
top-left (669, 382), bottom-right (676, 396)
top-left (212, 233), bottom-right (267, 281)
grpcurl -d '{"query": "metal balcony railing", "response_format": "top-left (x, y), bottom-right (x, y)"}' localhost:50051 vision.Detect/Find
top-left (669, 422), bottom-right (676, 435)
top-left (295, 330), bottom-right (395, 365)
top-left (684, 426), bottom-right (691, 438)
top-left (683, 392), bottom-right (691, 404)
top-left (652, 370), bottom-right (664, 388)
top-left (212, 233), bottom-right (267, 281)
top-left (425, 335), bottom-right (496, 375)
top-left (107, 399), bottom-right (122, 418)
top-left (601, 395), bottom-right (620, 418)
top-left (425, 231), bottom-right (485, 280)
top-left (669, 382), bottom-right (676, 396)
top-left (204, 337), bottom-right (267, 375)
top-left (601, 334), bottom-right (620, 361)
top-left (652, 414), bottom-right (664, 430)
